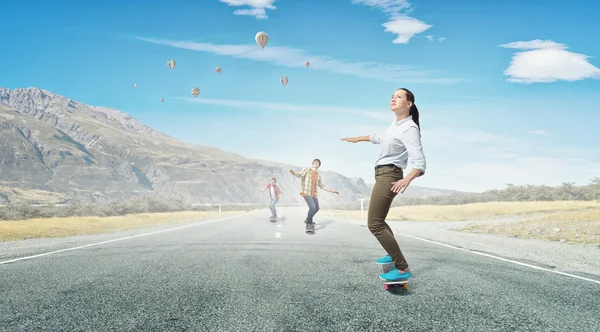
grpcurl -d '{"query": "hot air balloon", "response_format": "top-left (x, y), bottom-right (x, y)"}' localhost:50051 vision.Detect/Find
top-left (255, 31), bottom-right (269, 50)
top-left (305, 61), bottom-right (310, 68)
top-left (191, 87), bottom-right (200, 97)
top-left (134, 83), bottom-right (138, 87)
top-left (280, 76), bottom-right (288, 87)
top-left (215, 66), bottom-right (222, 74)
top-left (160, 98), bottom-right (164, 103)
top-left (167, 60), bottom-right (176, 69)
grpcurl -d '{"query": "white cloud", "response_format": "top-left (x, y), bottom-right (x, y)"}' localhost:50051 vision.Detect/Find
top-left (181, 96), bottom-right (391, 118)
top-left (250, 118), bottom-right (600, 191)
top-left (421, 126), bottom-right (600, 191)
top-left (352, 0), bottom-right (411, 13)
top-left (137, 37), bottom-right (464, 84)
top-left (425, 36), bottom-right (445, 43)
top-left (352, 0), bottom-right (432, 44)
top-left (166, 96), bottom-right (598, 191)
top-left (218, 0), bottom-right (276, 19)
top-left (425, 127), bottom-right (518, 146)
top-left (382, 16), bottom-right (432, 44)
top-left (433, 157), bottom-right (600, 192)
top-left (499, 39), bottom-right (600, 83)
top-left (527, 129), bottom-right (551, 136)
top-left (180, 96), bottom-right (437, 122)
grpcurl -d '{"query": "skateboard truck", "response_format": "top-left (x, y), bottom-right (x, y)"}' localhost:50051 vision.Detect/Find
top-left (383, 279), bottom-right (409, 291)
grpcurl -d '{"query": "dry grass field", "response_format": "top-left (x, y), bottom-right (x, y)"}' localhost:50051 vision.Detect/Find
top-left (332, 201), bottom-right (600, 245)
top-left (0, 210), bottom-right (248, 242)
top-left (458, 210), bottom-right (600, 245)
top-left (0, 185), bottom-right (71, 205)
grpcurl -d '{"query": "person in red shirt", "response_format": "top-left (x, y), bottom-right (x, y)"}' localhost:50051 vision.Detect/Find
top-left (262, 177), bottom-right (283, 220)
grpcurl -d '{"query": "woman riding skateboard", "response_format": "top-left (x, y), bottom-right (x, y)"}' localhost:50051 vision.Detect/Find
top-left (341, 88), bottom-right (427, 281)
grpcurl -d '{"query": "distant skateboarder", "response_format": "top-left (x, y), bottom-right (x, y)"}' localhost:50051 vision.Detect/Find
top-left (289, 158), bottom-right (340, 234)
top-left (262, 178), bottom-right (283, 220)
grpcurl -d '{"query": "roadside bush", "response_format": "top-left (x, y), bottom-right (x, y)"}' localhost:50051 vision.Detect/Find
top-left (331, 178), bottom-right (600, 210)
top-left (0, 196), bottom-right (261, 221)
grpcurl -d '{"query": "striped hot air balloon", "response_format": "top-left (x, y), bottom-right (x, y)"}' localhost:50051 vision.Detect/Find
top-left (280, 76), bottom-right (288, 87)
top-left (167, 60), bottom-right (176, 69)
top-left (191, 87), bottom-right (200, 97)
top-left (215, 66), bottom-right (222, 74)
top-left (255, 31), bottom-right (269, 50)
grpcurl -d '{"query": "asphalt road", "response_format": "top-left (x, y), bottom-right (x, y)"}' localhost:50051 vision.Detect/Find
top-left (1, 207), bottom-right (599, 332)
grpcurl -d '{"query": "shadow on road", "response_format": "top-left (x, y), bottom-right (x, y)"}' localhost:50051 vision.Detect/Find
top-left (314, 219), bottom-right (334, 230)
top-left (384, 285), bottom-right (413, 296)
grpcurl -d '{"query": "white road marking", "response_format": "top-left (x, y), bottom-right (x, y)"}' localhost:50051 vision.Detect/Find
top-left (275, 232), bottom-right (281, 238)
top-left (0, 214), bottom-right (245, 265)
top-left (277, 224), bottom-right (282, 228)
top-left (401, 234), bottom-right (600, 285)
top-left (330, 217), bottom-right (600, 285)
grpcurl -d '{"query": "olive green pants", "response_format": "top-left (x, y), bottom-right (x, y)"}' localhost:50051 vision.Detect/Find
top-left (367, 165), bottom-right (409, 270)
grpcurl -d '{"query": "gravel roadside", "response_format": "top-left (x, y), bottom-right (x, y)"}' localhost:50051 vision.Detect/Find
top-left (335, 217), bottom-right (600, 280)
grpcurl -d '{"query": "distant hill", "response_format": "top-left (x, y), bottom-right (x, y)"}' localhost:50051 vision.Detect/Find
top-left (360, 181), bottom-right (464, 199)
top-left (0, 87), bottom-right (459, 205)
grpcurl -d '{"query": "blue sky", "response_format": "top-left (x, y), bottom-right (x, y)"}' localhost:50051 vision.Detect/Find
top-left (1, 0), bottom-right (599, 192)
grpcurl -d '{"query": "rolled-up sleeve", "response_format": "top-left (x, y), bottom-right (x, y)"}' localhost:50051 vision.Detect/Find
top-left (293, 168), bottom-right (308, 178)
top-left (399, 126), bottom-right (426, 175)
top-left (370, 133), bottom-right (381, 144)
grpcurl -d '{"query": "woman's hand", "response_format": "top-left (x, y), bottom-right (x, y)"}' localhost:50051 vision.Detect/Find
top-left (391, 178), bottom-right (411, 194)
top-left (340, 137), bottom-right (360, 143)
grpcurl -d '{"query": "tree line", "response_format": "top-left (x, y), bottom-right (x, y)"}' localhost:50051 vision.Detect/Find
top-left (334, 177), bottom-right (600, 210)
top-left (2, 178), bottom-right (598, 220)
top-left (0, 195), bottom-right (263, 221)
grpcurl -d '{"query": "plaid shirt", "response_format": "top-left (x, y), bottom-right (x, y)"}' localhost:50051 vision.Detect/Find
top-left (292, 168), bottom-right (325, 197)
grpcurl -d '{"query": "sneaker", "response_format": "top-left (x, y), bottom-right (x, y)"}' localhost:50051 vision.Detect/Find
top-left (305, 222), bottom-right (315, 234)
top-left (379, 267), bottom-right (412, 281)
top-left (375, 254), bottom-right (393, 265)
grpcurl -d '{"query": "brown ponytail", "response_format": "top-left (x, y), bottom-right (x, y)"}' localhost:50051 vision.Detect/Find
top-left (398, 88), bottom-right (420, 131)
top-left (410, 104), bottom-right (420, 130)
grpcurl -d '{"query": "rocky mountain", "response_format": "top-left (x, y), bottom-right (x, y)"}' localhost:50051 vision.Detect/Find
top-left (354, 178), bottom-right (461, 200)
top-left (0, 87), bottom-right (456, 206)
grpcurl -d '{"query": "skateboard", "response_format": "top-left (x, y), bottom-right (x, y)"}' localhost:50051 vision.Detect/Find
top-left (379, 262), bottom-right (409, 290)
top-left (383, 279), bottom-right (409, 290)
top-left (269, 217), bottom-right (278, 222)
